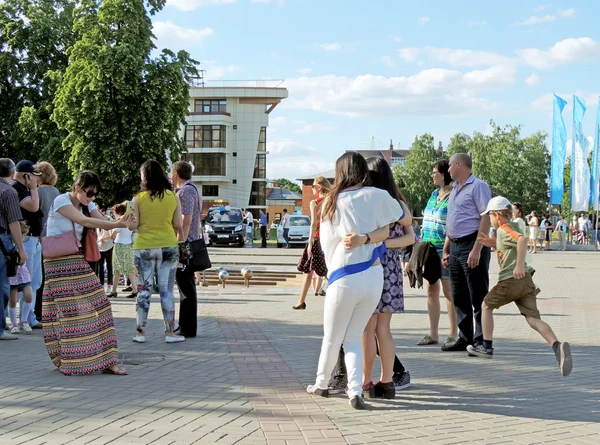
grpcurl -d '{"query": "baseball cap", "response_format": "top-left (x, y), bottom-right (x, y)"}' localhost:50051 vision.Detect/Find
top-left (481, 196), bottom-right (512, 216)
top-left (15, 160), bottom-right (42, 176)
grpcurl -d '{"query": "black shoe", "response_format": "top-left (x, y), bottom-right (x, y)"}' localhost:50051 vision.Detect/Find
top-left (123, 286), bottom-right (133, 292)
top-left (349, 395), bottom-right (366, 410)
top-left (362, 381), bottom-right (376, 399)
top-left (467, 344), bottom-right (493, 358)
top-left (293, 302), bottom-right (306, 310)
top-left (108, 292), bottom-right (118, 298)
top-left (555, 342), bottom-right (573, 376)
top-left (306, 385), bottom-right (329, 397)
top-left (126, 293), bottom-right (137, 299)
top-left (441, 338), bottom-right (468, 352)
top-left (373, 381), bottom-right (395, 399)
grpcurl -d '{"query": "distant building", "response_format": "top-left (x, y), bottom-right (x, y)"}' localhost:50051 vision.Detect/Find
top-left (266, 180), bottom-right (302, 225)
top-left (180, 80), bottom-right (288, 215)
top-left (349, 140), bottom-right (410, 169)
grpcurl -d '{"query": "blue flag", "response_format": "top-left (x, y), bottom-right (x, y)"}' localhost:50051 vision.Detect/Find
top-left (549, 94), bottom-right (567, 205)
top-left (571, 95), bottom-right (590, 211)
top-left (591, 98), bottom-right (600, 210)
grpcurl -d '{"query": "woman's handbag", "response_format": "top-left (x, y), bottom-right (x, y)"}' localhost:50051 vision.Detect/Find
top-left (83, 227), bottom-right (101, 262)
top-left (185, 238), bottom-right (212, 272)
top-left (0, 239), bottom-right (19, 277)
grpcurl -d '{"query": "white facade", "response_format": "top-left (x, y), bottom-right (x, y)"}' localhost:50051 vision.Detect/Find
top-left (182, 84), bottom-right (288, 211)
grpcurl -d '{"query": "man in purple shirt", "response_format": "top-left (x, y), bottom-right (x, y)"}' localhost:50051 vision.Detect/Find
top-left (171, 161), bottom-right (202, 338)
top-left (441, 153), bottom-right (492, 352)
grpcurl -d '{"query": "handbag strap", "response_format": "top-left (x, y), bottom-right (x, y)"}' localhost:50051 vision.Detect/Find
top-left (43, 199), bottom-right (77, 238)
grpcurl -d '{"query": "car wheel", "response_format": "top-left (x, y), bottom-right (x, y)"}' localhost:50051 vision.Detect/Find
top-left (237, 239), bottom-right (245, 248)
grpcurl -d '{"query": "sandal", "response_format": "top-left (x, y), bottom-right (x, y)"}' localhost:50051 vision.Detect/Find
top-left (102, 366), bottom-right (128, 376)
top-left (417, 335), bottom-right (439, 346)
top-left (442, 337), bottom-right (457, 348)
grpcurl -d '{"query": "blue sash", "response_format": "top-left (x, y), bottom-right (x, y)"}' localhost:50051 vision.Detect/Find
top-left (328, 243), bottom-right (386, 286)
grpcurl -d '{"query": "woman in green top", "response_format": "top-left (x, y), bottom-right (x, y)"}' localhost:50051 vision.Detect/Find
top-left (417, 159), bottom-right (458, 348)
top-left (129, 160), bottom-right (185, 344)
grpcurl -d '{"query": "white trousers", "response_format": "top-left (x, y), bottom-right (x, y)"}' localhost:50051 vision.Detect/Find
top-left (314, 265), bottom-right (383, 398)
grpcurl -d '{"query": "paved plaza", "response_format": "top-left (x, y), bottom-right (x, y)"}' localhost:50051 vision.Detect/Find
top-left (1, 250), bottom-right (599, 444)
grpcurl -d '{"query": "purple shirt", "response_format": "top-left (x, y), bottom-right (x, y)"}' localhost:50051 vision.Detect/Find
top-left (446, 174), bottom-right (492, 239)
top-left (177, 180), bottom-right (202, 242)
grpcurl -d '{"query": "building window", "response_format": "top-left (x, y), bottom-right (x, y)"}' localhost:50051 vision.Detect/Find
top-left (194, 99), bottom-right (226, 114)
top-left (182, 153), bottom-right (226, 176)
top-left (185, 125), bottom-right (226, 148)
top-left (253, 153), bottom-right (266, 179)
top-left (249, 181), bottom-right (266, 207)
top-left (202, 185), bottom-right (219, 197)
top-left (257, 126), bottom-right (266, 152)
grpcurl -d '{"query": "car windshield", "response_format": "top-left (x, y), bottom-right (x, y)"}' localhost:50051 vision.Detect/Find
top-left (207, 209), bottom-right (243, 224)
top-left (289, 217), bottom-right (310, 227)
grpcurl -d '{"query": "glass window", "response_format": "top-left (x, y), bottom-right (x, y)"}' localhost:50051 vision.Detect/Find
top-left (181, 153), bottom-right (226, 176)
top-left (249, 181), bottom-right (266, 206)
top-left (193, 99), bottom-right (227, 114)
top-left (253, 154), bottom-right (266, 179)
top-left (207, 208), bottom-right (243, 223)
top-left (202, 185), bottom-right (219, 197)
top-left (290, 216), bottom-right (311, 227)
top-left (184, 125), bottom-right (226, 148)
top-left (257, 127), bottom-right (266, 152)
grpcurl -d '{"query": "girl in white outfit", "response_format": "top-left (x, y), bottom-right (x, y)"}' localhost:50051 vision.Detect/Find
top-left (306, 152), bottom-right (403, 409)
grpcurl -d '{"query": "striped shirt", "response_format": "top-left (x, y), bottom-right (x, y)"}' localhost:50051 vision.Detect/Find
top-left (421, 189), bottom-right (449, 251)
top-left (0, 178), bottom-right (22, 231)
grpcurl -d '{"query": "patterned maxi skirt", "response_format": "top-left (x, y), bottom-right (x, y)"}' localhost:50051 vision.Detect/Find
top-left (42, 254), bottom-right (119, 376)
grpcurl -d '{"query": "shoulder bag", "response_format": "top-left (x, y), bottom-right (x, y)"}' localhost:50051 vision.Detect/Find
top-left (0, 238), bottom-right (19, 277)
top-left (81, 206), bottom-right (101, 262)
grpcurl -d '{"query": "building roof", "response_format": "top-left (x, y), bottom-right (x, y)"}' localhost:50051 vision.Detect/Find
top-left (296, 169), bottom-right (336, 181)
top-left (354, 149), bottom-right (410, 159)
top-left (266, 187), bottom-right (302, 200)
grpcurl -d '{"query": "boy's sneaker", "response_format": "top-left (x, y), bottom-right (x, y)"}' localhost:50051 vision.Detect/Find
top-left (10, 325), bottom-right (20, 334)
top-left (467, 344), bottom-right (493, 358)
top-left (21, 323), bottom-right (32, 333)
top-left (328, 375), bottom-right (348, 395)
top-left (555, 342), bottom-right (573, 377)
top-left (393, 370), bottom-right (411, 390)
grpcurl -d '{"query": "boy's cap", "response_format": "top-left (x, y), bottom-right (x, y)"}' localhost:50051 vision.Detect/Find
top-left (481, 196), bottom-right (512, 216)
top-left (15, 160), bottom-right (42, 176)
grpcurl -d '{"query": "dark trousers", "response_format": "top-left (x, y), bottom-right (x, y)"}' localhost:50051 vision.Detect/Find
top-left (176, 266), bottom-right (197, 337)
top-left (448, 233), bottom-right (490, 346)
top-left (261, 226), bottom-right (267, 248)
top-left (333, 345), bottom-right (405, 379)
top-left (95, 247), bottom-right (114, 286)
top-left (283, 228), bottom-right (290, 247)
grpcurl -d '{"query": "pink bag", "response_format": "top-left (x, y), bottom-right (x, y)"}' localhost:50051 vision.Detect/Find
top-left (41, 231), bottom-right (81, 259)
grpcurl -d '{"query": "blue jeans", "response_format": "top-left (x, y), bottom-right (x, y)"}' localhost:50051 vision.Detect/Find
top-left (0, 234), bottom-right (15, 331)
top-left (283, 228), bottom-right (290, 247)
top-left (134, 247), bottom-right (179, 333)
top-left (19, 236), bottom-right (42, 325)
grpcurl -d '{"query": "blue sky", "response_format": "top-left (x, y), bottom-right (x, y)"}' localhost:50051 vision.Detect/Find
top-left (153, 0), bottom-right (600, 181)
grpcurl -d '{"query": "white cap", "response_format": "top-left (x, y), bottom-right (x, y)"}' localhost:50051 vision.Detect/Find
top-left (481, 196), bottom-right (512, 216)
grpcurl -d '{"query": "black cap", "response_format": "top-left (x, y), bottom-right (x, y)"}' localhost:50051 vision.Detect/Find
top-left (15, 160), bottom-right (42, 176)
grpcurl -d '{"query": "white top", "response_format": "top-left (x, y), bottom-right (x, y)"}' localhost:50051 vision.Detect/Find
top-left (46, 193), bottom-right (97, 241)
top-left (319, 187), bottom-right (404, 275)
top-left (281, 213), bottom-right (290, 228)
top-left (98, 229), bottom-right (114, 252)
top-left (246, 211), bottom-right (253, 224)
top-left (578, 217), bottom-right (587, 231)
top-left (512, 217), bottom-right (527, 235)
top-left (113, 227), bottom-right (134, 245)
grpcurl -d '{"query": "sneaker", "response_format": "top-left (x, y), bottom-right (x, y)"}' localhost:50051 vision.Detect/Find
top-left (0, 331), bottom-right (18, 340)
top-left (467, 344), bottom-right (493, 358)
top-left (555, 342), bottom-right (573, 377)
top-left (349, 395), bottom-right (366, 410)
top-left (165, 335), bottom-right (185, 343)
top-left (393, 370), bottom-right (411, 390)
top-left (328, 375), bottom-right (348, 395)
top-left (10, 326), bottom-right (20, 334)
top-left (21, 323), bottom-right (32, 333)
top-left (132, 335), bottom-right (146, 343)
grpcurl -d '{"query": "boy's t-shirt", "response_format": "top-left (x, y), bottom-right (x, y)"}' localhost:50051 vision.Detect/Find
top-left (496, 221), bottom-right (535, 282)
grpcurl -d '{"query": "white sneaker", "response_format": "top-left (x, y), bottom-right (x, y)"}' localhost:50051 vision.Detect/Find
top-left (0, 331), bottom-right (18, 340)
top-left (10, 326), bottom-right (20, 334)
top-left (165, 335), bottom-right (185, 343)
top-left (132, 335), bottom-right (146, 343)
top-left (21, 323), bottom-right (32, 333)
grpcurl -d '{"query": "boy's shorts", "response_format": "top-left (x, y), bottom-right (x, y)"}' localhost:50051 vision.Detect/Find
top-left (484, 274), bottom-right (541, 319)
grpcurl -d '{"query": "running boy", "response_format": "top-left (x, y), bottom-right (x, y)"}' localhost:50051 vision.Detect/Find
top-left (469, 196), bottom-right (573, 377)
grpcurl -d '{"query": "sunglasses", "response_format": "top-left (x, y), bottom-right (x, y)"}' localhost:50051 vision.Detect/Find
top-left (84, 189), bottom-right (98, 198)
top-left (311, 184), bottom-right (320, 189)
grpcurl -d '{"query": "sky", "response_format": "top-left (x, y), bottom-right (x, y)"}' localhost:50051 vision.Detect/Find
top-left (153, 0), bottom-right (600, 182)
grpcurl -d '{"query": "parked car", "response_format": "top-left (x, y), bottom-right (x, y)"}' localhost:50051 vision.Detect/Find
top-left (204, 206), bottom-right (246, 247)
top-left (276, 215), bottom-right (311, 248)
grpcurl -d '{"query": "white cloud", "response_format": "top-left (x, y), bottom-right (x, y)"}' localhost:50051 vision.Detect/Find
top-left (266, 139), bottom-right (334, 180)
top-left (417, 16), bottom-right (430, 25)
top-left (398, 48), bottom-right (420, 62)
top-left (166, 0), bottom-right (235, 11)
top-left (315, 42), bottom-right (341, 51)
top-left (298, 68), bottom-right (313, 74)
top-left (468, 20), bottom-right (487, 26)
top-left (153, 21), bottom-right (214, 48)
top-left (559, 8), bottom-right (576, 17)
top-left (424, 47), bottom-right (512, 67)
top-left (381, 56), bottom-right (395, 67)
top-left (515, 14), bottom-right (556, 25)
top-left (388, 35), bottom-right (403, 43)
top-left (535, 4), bottom-right (552, 11)
top-left (517, 37), bottom-right (600, 70)
top-left (283, 65), bottom-right (516, 118)
top-left (270, 117), bottom-right (334, 134)
top-left (201, 60), bottom-right (241, 80)
top-left (525, 74), bottom-right (541, 85)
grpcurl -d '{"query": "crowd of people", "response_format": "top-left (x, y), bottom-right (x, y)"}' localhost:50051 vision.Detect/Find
top-left (0, 158), bottom-right (204, 376)
top-left (298, 152), bottom-right (574, 410)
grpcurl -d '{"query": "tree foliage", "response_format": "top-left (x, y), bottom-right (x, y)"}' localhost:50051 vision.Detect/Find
top-left (272, 178), bottom-right (301, 194)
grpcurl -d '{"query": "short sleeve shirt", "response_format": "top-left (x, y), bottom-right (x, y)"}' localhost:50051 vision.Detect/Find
top-left (46, 193), bottom-right (97, 241)
top-left (177, 180), bottom-right (202, 242)
top-left (446, 174), bottom-right (492, 239)
top-left (496, 222), bottom-right (534, 282)
top-left (421, 189), bottom-right (449, 251)
top-left (11, 180), bottom-right (42, 236)
top-left (0, 179), bottom-right (22, 231)
top-left (282, 214), bottom-right (290, 228)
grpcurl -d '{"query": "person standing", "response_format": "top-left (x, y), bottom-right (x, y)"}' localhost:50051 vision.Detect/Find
top-left (281, 208), bottom-right (291, 248)
top-left (12, 160), bottom-right (43, 329)
top-left (96, 213), bottom-right (115, 293)
top-left (245, 208), bottom-right (254, 246)
top-left (543, 214), bottom-right (554, 251)
top-left (109, 203), bottom-right (137, 299)
top-left (171, 161), bottom-right (202, 338)
top-left (555, 215), bottom-right (568, 251)
top-left (259, 209), bottom-right (267, 248)
top-left (511, 202), bottom-right (527, 235)
top-left (441, 153), bottom-right (492, 352)
top-left (0, 159), bottom-right (27, 340)
top-left (527, 211), bottom-right (539, 253)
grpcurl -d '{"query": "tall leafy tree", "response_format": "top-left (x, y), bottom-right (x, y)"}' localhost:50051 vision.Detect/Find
top-left (271, 178), bottom-right (301, 194)
top-left (51, 0), bottom-right (198, 204)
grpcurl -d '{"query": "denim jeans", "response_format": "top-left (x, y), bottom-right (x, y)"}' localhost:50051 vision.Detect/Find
top-left (448, 233), bottom-right (490, 346)
top-left (0, 234), bottom-right (14, 331)
top-left (134, 247), bottom-right (179, 333)
top-left (19, 236), bottom-right (42, 325)
top-left (283, 228), bottom-right (290, 247)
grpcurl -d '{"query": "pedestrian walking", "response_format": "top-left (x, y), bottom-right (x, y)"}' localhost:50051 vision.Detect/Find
top-left (259, 209), bottom-right (267, 248)
top-left (281, 208), bottom-right (291, 248)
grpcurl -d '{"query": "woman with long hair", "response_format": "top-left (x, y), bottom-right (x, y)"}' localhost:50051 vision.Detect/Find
top-left (43, 170), bottom-right (131, 375)
top-left (306, 152), bottom-right (404, 409)
top-left (128, 160), bottom-right (184, 344)
top-left (293, 176), bottom-right (331, 310)
top-left (418, 159), bottom-right (458, 349)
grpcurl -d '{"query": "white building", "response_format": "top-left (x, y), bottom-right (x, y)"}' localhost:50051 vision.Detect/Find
top-left (181, 80), bottom-right (288, 213)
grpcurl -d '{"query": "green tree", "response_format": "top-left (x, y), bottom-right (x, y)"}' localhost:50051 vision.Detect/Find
top-left (51, 0), bottom-right (197, 204)
top-left (272, 178), bottom-right (301, 194)
top-left (393, 133), bottom-right (437, 215)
